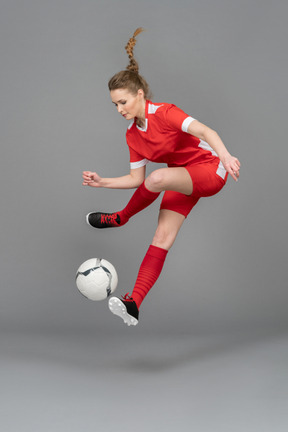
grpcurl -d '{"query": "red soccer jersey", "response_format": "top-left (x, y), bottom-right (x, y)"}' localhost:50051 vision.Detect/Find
top-left (126, 100), bottom-right (220, 170)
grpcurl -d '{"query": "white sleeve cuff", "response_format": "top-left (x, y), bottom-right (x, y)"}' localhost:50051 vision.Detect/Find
top-left (181, 116), bottom-right (196, 133)
top-left (130, 159), bottom-right (149, 169)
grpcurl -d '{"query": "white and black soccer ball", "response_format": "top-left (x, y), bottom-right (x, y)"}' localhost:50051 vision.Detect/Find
top-left (76, 258), bottom-right (118, 301)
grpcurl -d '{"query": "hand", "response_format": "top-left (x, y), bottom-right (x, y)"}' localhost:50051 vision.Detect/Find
top-left (221, 154), bottom-right (241, 182)
top-left (82, 171), bottom-right (102, 187)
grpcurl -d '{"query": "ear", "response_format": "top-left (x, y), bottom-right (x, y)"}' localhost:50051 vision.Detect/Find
top-left (137, 89), bottom-right (145, 99)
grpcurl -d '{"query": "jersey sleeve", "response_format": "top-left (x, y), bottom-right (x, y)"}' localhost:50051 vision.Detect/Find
top-left (164, 105), bottom-right (196, 133)
top-left (129, 146), bottom-right (149, 169)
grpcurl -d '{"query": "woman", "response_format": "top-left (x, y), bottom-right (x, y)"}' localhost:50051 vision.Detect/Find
top-left (82, 28), bottom-right (240, 326)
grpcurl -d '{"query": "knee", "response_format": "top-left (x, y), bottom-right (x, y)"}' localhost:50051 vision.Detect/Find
top-left (145, 170), bottom-right (166, 192)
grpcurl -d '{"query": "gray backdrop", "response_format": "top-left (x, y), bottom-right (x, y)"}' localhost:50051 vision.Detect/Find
top-left (1, 0), bottom-right (287, 335)
top-left (1, 2), bottom-right (288, 431)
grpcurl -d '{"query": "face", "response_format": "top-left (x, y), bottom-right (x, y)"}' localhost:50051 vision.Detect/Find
top-left (110, 88), bottom-right (145, 120)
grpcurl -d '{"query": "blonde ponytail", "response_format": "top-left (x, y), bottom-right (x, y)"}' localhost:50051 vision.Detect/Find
top-left (125, 27), bottom-right (145, 73)
top-left (108, 28), bottom-right (152, 100)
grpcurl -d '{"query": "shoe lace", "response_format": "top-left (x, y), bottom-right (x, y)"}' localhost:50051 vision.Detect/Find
top-left (121, 293), bottom-right (134, 302)
top-left (100, 213), bottom-right (121, 225)
top-left (101, 213), bottom-right (116, 223)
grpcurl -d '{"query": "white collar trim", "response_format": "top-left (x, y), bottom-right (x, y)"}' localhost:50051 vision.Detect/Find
top-left (136, 118), bottom-right (148, 132)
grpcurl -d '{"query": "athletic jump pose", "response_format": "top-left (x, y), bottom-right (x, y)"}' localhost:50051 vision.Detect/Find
top-left (83, 28), bottom-right (241, 326)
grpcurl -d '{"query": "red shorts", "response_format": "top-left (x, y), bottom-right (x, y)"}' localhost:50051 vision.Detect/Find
top-left (160, 161), bottom-right (228, 217)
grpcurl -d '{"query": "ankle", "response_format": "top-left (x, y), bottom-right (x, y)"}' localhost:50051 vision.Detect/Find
top-left (117, 210), bottom-right (129, 225)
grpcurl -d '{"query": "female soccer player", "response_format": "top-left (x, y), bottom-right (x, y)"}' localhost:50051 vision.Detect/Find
top-left (83, 28), bottom-right (240, 326)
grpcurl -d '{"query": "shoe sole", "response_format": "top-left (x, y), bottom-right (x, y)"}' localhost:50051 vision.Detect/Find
top-left (86, 212), bottom-right (93, 227)
top-left (108, 297), bottom-right (138, 326)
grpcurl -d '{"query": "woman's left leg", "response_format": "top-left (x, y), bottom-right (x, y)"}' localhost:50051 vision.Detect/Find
top-left (130, 209), bottom-right (185, 309)
top-left (108, 209), bottom-right (186, 325)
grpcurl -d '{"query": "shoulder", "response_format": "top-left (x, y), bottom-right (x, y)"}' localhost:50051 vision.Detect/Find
top-left (147, 101), bottom-right (175, 116)
top-left (149, 101), bottom-right (194, 130)
top-left (147, 102), bottom-right (179, 126)
top-left (148, 101), bottom-right (190, 120)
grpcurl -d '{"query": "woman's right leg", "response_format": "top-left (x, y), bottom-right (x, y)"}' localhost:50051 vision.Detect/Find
top-left (87, 181), bottom-right (160, 228)
top-left (87, 166), bottom-right (193, 228)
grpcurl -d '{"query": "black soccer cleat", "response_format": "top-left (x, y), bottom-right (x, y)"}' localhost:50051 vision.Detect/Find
top-left (108, 294), bottom-right (139, 326)
top-left (86, 212), bottom-right (122, 228)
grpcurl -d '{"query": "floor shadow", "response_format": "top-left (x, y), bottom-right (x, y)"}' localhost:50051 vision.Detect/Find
top-left (1, 328), bottom-right (287, 375)
top-left (112, 329), bottom-right (288, 374)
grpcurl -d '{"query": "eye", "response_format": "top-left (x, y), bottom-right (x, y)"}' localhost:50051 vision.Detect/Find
top-left (112, 100), bottom-right (126, 108)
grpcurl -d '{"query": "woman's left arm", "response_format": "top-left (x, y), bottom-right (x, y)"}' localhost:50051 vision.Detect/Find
top-left (188, 120), bottom-right (241, 181)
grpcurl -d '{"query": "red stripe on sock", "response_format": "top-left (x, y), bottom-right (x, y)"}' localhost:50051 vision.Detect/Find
top-left (131, 245), bottom-right (168, 308)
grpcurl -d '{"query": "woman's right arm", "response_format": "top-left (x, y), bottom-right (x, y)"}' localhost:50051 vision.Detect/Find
top-left (82, 166), bottom-right (146, 189)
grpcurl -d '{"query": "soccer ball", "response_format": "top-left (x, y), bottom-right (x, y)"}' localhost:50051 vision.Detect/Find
top-left (76, 258), bottom-right (118, 301)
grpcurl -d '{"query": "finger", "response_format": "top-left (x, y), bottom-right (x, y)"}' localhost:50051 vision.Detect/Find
top-left (232, 162), bottom-right (240, 173)
top-left (83, 178), bottom-right (94, 184)
top-left (83, 174), bottom-right (93, 180)
top-left (230, 170), bottom-right (238, 182)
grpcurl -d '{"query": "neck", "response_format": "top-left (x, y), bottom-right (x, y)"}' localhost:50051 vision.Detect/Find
top-left (136, 99), bottom-right (146, 127)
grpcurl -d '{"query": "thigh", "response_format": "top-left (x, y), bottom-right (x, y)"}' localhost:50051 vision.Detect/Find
top-left (160, 190), bottom-right (200, 218)
top-left (185, 162), bottom-right (228, 197)
top-left (145, 167), bottom-right (193, 195)
top-left (152, 209), bottom-right (186, 250)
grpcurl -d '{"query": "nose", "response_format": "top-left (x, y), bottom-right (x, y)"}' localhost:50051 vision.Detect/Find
top-left (117, 105), bottom-right (123, 114)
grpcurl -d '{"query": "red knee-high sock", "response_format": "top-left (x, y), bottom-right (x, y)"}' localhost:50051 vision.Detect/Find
top-left (118, 182), bottom-right (160, 225)
top-left (131, 245), bottom-right (168, 309)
